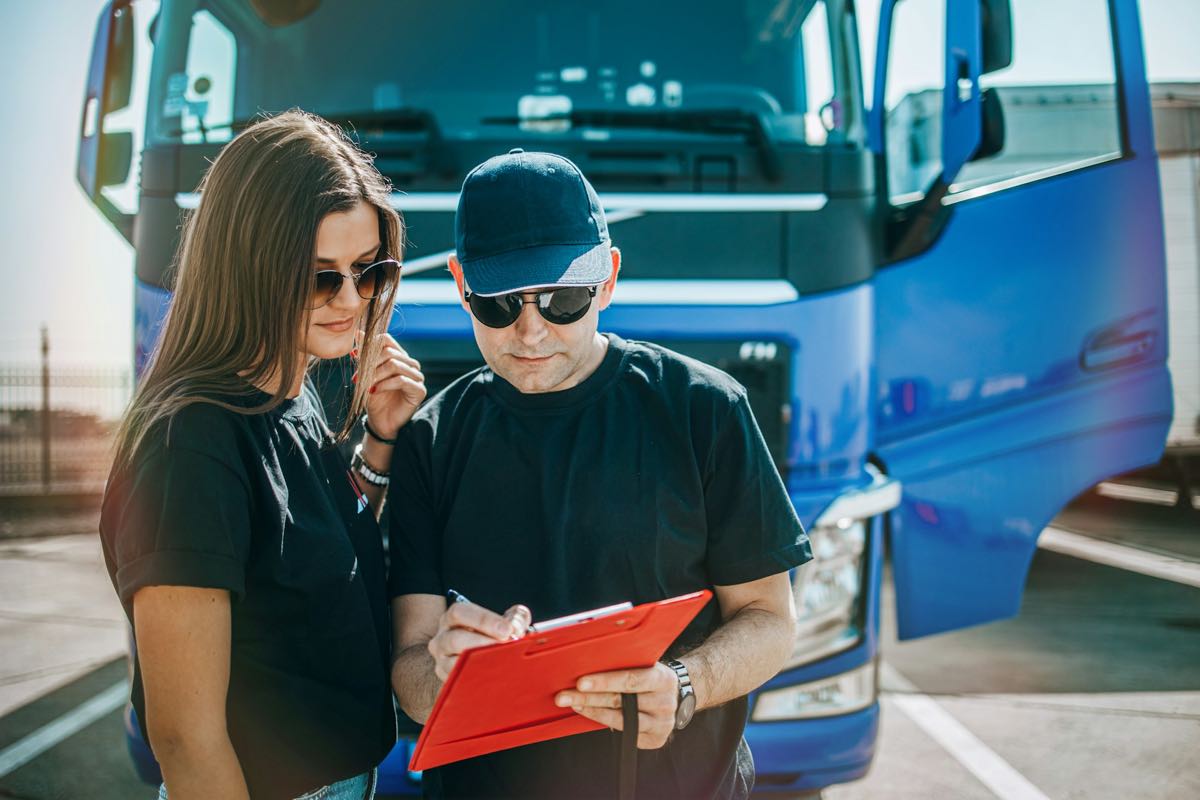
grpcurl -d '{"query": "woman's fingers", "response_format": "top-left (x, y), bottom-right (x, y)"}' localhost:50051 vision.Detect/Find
top-left (368, 374), bottom-right (427, 403)
top-left (385, 347), bottom-right (421, 371)
top-left (354, 357), bottom-right (424, 390)
top-left (369, 358), bottom-right (424, 384)
top-left (353, 330), bottom-right (421, 369)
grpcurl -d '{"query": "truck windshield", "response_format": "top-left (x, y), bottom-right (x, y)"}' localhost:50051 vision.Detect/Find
top-left (147, 0), bottom-right (851, 154)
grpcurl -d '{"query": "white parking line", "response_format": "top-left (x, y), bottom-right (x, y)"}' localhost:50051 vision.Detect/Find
top-left (1038, 526), bottom-right (1200, 589)
top-left (0, 680), bottom-right (127, 777)
top-left (1094, 482), bottom-right (1189, 507)
top-left (882, 663), bottom-right (1051, 800)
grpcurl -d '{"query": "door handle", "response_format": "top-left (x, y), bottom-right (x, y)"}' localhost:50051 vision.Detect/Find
top-left (953, 51), bottom-right (975, 104)
top-left (1081, 314), bottom-right (1157, 372)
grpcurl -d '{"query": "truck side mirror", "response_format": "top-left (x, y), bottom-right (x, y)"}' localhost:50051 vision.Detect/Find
top-left (970, 0), bottom-right (1012, 163)
top-left (104, 3), bottom-right (135, 113)
top-left (971, 87), bottom-right (1005, 162)
top-left (981, 0), bottom-right (1013, 75)
top-left (98, 131), bottom-right (135, 187)
top-left (942, 0), bottom-right (1013, 178)
top-left (77, 0), bottom-right (135, 240)
top-left (873, 0), bottom-right (1010, 261)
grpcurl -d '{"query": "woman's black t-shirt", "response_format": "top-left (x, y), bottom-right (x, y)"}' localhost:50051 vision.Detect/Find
top-left (98, 378), bottom-right (395, 800)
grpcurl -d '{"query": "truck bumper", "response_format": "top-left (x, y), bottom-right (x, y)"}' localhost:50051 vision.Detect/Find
top-left (747, 702), bottom-right (880, 793)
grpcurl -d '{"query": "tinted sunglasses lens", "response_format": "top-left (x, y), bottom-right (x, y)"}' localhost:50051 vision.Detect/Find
top-left (312, 271), bottom-right (342, 308)
top-left (468, 293), bottom-right (523, 328)
top-left (541, 287), bottom-right (594, 324)
top-left (356, 261), bottom-right (398, 301)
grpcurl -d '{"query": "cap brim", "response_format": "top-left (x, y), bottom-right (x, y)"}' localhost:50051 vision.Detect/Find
top-left (461, 241), bottom-right (611, 297)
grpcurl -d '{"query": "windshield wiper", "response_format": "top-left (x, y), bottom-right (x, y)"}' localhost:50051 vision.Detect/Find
top-left (163, 108), bottom-right (452, 174)
top-left (322, 107), bottom-right (442, 139)
top-left (482, 108), bottom-right (782, 182)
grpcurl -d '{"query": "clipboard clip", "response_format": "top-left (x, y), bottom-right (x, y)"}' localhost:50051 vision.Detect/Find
top-left (528, 601), bottom-right (634, 634)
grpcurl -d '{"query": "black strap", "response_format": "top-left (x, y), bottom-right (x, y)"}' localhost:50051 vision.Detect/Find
top-left (619, 693), bottom-right (638, 800)
top-left (361, 414), bottom-right (397, 445)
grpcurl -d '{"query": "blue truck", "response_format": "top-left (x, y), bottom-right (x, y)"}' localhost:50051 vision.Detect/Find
top-left (78, 0), bottom-right (1172, 794)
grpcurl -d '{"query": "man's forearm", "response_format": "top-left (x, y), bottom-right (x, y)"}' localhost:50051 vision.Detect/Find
top-left (678, 606), bottom-right (795, 712)
top-left (392, 643), bottom-right (442, 723)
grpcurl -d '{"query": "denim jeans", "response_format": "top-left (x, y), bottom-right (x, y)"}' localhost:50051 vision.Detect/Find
top-left (157, 768), bottom-right (377, 800)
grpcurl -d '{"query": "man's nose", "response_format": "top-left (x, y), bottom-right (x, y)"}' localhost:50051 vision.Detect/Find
top-left (513, 299), bottom-right (549, 344)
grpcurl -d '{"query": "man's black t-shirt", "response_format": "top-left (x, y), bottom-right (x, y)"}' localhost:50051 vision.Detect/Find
top-left (388, 335), bottom-right (811, 800)
top-left (99, 378), bottom-right (395, 800)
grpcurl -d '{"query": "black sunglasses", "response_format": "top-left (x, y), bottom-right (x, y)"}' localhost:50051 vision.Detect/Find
top-left (465, 285), bottom-right (599, 329)
top-left (311, 259), bottom-right (400, 309)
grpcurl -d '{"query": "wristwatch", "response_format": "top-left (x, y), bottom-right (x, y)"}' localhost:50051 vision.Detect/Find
top-left (666, 659), bottom-right (696, 731)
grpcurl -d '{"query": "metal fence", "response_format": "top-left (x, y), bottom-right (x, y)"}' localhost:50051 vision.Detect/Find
top-left (0, 365), bottom-right (132, 496)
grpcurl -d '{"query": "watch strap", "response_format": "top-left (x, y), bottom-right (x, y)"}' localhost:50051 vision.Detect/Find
top-left (666, 659), bottom-right (695, 731)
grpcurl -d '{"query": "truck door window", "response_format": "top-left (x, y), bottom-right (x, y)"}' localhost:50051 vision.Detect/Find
top-left (883, 0), bottom-right (1122, 207)
top-left (950, 0), bottom-right (1121, 198)
top-left (169, 8), bottom-right (237, 144)
top-left (800, 1), bottom-right (835, 144)
top-left (882, 0), bottom-right (945, 205)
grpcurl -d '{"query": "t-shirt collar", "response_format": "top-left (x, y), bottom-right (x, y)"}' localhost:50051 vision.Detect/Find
top-left (487, 333), bottom-right (627, 412)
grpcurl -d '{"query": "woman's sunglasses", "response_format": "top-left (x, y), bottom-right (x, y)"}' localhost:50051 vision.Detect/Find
top-left (311, 259), bottom-right (401, 309)
top-left (465, 285), bottom-right (599, 329)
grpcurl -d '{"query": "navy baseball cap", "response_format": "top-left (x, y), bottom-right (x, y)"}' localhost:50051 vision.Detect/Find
top-left (455, 149), bottom-right (611, 297)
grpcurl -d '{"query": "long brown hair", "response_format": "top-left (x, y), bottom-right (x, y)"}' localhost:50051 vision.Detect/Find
top-left (112, 109), bottom-right (403, 470)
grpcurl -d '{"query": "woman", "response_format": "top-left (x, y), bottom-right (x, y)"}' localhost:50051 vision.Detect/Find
top-left (99, 110), bottom-right (425, 800)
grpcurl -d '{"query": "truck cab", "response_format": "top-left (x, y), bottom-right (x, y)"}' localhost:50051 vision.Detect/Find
top-left (79, 0), bottom-right (1172, 793)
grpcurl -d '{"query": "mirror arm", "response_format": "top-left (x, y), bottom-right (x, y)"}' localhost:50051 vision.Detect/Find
top-left (886, 176), bottom-right (952, 263)
top-left (95, 194), bottom-right (135, 243)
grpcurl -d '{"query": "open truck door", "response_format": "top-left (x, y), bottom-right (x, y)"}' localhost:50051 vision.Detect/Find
top-left (869, 0), bottom-right (1172, 639)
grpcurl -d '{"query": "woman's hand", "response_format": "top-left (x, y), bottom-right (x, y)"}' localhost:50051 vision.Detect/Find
top-left (354, 330), bottom-right (427, 438)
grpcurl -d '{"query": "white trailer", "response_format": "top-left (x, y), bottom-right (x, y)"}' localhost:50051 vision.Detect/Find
top-left (1153, 84), bottom-right (1200, 467)
top-left (1151, 84), bottom-right (1200, 505)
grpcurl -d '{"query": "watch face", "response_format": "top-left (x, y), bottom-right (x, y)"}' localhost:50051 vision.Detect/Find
top-left (676, 692), bottom-right (697, 730)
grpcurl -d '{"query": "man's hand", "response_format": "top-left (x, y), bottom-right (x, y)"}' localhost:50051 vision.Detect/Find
top-left (554, 663), bottom-right (679, 749)
top-left (428, 601), bottom-right (531, 681)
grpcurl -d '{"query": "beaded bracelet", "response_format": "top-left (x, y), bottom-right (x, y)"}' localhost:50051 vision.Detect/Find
top-left (351, 444), bottom-right (390, 487)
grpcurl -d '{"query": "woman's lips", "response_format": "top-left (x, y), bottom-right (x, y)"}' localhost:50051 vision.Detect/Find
top-left (317, 317), bottom-right (354, 333)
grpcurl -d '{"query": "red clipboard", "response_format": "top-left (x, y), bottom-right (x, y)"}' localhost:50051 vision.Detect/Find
top-left (408, 589), bottom-right (712, 772)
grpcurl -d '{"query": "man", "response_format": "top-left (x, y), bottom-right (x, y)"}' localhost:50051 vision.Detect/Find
top-left (388, 149), bottom-right (811, 799)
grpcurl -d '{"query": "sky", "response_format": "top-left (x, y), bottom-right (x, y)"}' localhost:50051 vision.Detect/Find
top-left (0, 0), bottom-right (1197, 370)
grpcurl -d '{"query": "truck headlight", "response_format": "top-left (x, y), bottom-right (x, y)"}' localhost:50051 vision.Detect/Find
top-left (752, 661), bottom-right (877, 721)
top-left (787, 518), bottom-right (867, 667)
top-left (786, 465), bottom-right (901, 668)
